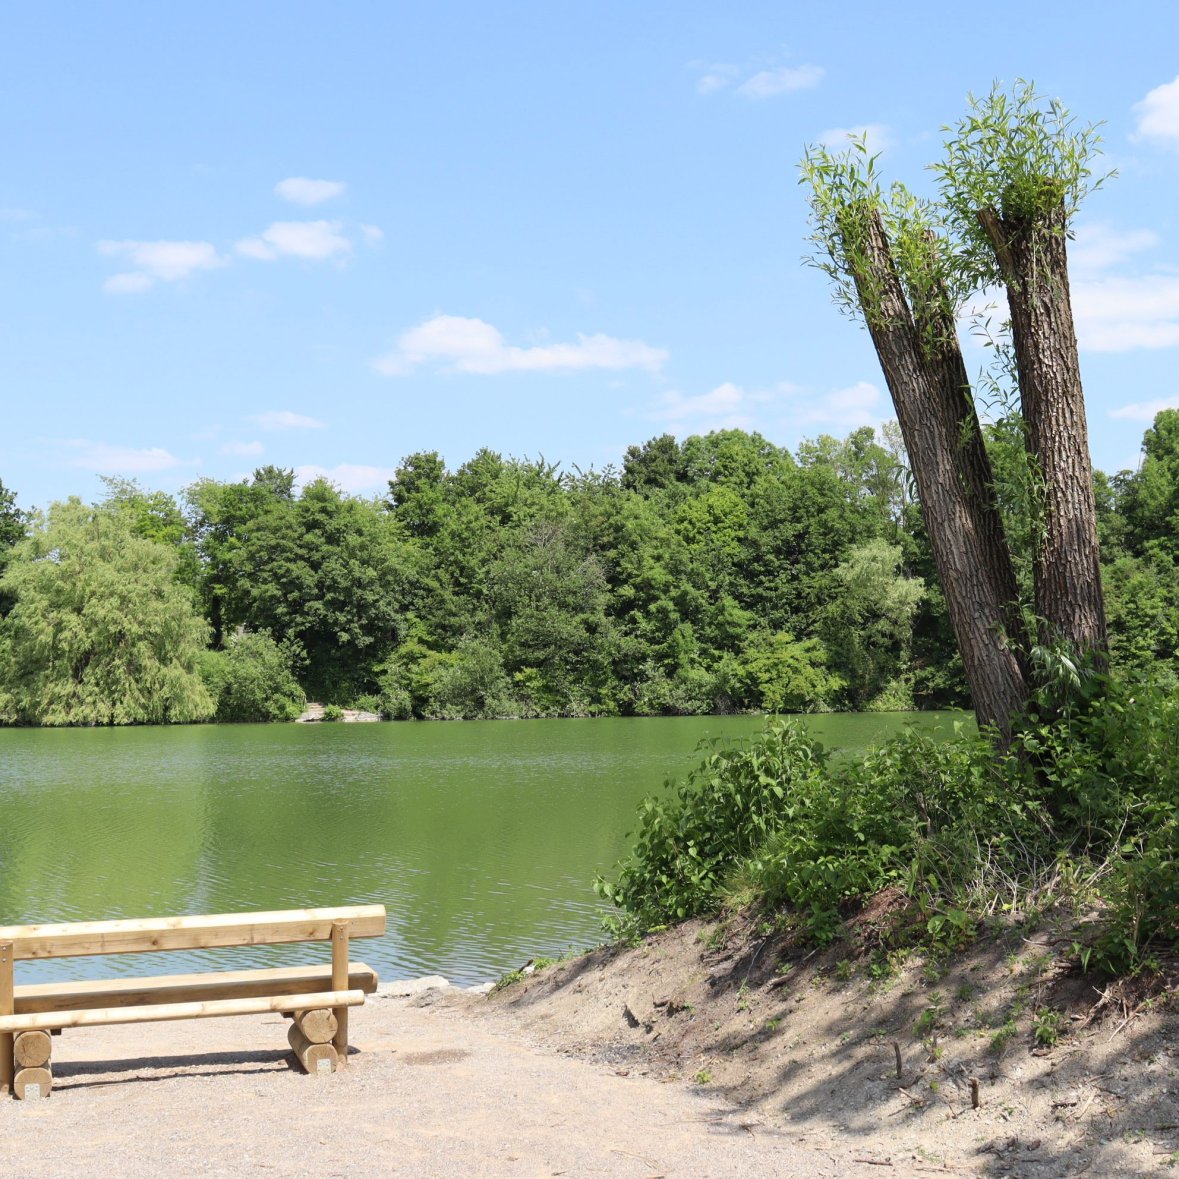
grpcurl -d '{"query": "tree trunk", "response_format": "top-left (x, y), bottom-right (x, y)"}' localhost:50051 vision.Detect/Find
top-left (848, 208), bottom-right (1030, 736)
top-left (977, 201), bottom-right (1107, 658)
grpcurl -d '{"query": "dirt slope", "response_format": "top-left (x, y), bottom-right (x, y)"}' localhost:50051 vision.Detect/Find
top-left (481, 913), bottom-right (1179, 1177)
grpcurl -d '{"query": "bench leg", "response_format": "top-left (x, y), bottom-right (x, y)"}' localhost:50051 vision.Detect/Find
top-left (1, 942), bottom-right (13, 1097)
top-left (331, 921), bottom-right (349, 1066)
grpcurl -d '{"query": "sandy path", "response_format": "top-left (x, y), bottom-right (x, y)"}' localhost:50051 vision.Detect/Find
top-left (0, 986), bottom-right (881, 1178)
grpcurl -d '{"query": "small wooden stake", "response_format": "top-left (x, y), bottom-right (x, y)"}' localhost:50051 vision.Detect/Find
top-left (14, 1066), bottom-right (52, 1101)
top-left (331, 921), bottom-right (349, 1065)
top-left (287, 1022), bottom-right (338, 1074)
top-left (14, 1030), bottom-right (52, 1069)
top-left (970, 1077), bottom-right (981, 1109)
top-left (0, 942), bottom-right (13, 1096)
top-left (892, 1041), bottom-right (902, 1079)
top-left (294, 1008), bottom-right (338, 1045)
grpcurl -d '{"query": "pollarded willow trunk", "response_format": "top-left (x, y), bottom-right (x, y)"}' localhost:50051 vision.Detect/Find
top-left (977, 199), bottom-right (1108, 659)
top-left (849, 209), bottom-right (1030, 736)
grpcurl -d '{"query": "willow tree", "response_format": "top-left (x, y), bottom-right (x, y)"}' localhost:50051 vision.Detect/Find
top-left (935, 83), bottom-right (1108, 656)
top-left (800, 145), bottom-right (1030, 735)
top-left (0, 499), bottom-right (214, 725)
top-left (800, 84), bottom-right (1109, 735)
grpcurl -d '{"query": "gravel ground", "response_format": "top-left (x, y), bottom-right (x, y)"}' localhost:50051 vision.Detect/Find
top-left (0, 981), bottom-right (885, 1179)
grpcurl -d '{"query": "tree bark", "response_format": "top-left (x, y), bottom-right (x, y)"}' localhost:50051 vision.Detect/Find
top-left (977, 201), bottom-right (1107, 658)
top-left (848, 208), bottom-right (1030, 735)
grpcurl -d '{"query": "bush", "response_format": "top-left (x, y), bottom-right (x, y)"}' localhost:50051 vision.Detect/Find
top-left (199, 631), bottom-right (304, 722)
top-left (598, 678), bottom-right (1179, 969)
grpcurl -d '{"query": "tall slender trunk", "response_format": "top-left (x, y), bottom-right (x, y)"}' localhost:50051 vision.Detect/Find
top-left (848, 208), bottom-right (1029, 735)
top-left (977, 200), bottom-right (1107, 658)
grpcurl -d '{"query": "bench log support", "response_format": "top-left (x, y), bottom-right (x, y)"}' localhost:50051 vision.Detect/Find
top-left (1, 941), bottom-right (13, 1096)
top-left (331, 920), bottom-right (349, 1065)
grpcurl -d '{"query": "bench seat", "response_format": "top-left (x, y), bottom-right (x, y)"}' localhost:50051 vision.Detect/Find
top-left (14, 962), bottom-right (379, 1015)
top-left (0, 989), bottom-right (367, 1033)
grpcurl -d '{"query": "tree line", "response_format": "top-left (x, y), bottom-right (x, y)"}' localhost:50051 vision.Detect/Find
top-left (0, 411), bottom-right (1174, 726)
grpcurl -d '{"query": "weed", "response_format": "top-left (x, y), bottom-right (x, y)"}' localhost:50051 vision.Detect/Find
top-left (765, 1017), bottom-right (782, 1032)
top-left (915, 994), bottom-right (944, 1036)
top-left (693, 1068), bottom-right (713, 1084)
top-left (1032, 1007), bottom-right (1064, 1048)
top-left (990, 1018), bottom-right (1019, 1055)
top-left (835, 958), bottom-right (854, 982)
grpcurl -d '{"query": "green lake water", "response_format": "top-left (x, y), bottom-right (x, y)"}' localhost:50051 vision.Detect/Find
top-left (0, 712), bottom-right (969, 986)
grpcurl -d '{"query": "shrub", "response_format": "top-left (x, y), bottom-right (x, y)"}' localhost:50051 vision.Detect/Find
top-left (199, 631), bottom-right (304, 722)
top-left (599, 677), bottom-right (1179, 969)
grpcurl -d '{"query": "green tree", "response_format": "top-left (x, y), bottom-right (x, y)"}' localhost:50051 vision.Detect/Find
top-left (234, 479), bottom-right (413, 701)
top-left (0, 499), bottom-right (214, 725)
top-left (821, 540), bottom-right (925, 708)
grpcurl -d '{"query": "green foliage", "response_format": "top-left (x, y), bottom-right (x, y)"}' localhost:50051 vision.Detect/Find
top-left (595, 722), bottom-right (832, 933)
top-left (934, 80), bottom-right (1110, 285)
top-left (0, 499), bottom-right (214, 725)
top-left (600, 677), bottom-right (1179, 970)
top-left (199, 630), bottom-right (305, 722)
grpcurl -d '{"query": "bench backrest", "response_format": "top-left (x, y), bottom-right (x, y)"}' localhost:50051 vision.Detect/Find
top-left (0, 905), bottom-right (386, 960)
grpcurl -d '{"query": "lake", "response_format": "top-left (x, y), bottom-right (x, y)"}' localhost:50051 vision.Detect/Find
top-left (0, 712), bottom-right (969, 986)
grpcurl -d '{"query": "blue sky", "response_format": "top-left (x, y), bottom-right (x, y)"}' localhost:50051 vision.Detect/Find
top-left (4, 2), bottom-right (1179, 509)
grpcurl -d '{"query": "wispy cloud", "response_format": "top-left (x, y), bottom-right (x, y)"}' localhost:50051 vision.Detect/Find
top-left (294, 463), bottom-right (398, 495)
top-left (652, 383), bottom-right (770, 431)
top-left (220, 440), bottom-right (265, 456)
top-left (1135, 75), bottom-right (1179, 147)
top-left (1073, 275), bottom-right (1179, 352)
top-left (737, 64), bottom-right (824, 99)
top-left (274, 177), bottom-right (346, 206)
top-left (815, 123), bottom-right (895, 153)
top-left (0, 207), bottom-right (37, 222)
top-left (374, 314), bottom-right (668, 376)
top-left (249, 410), bottom-right (325, 431)
top-left (236, 220), bottom-right (353, 262)
top-left (59, 440), bottom-right (199, 473)
top-left (98, 239), bottom-right (226, 293)
top-left (650, 379), bottom-right (880, 436)
top-left (1069, 222), bottom-right (1160, 275)
top-left (692, 56), bottom-right (823, 100)
top-left (1110, 395), bottom-right (1179, 421)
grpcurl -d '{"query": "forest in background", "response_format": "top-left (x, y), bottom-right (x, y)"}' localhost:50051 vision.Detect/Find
top-left (0, 411), bottom-right (1176, 727)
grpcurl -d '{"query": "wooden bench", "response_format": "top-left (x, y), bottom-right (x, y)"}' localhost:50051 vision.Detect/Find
top-left (0, 904), bottom-right (386, 1099)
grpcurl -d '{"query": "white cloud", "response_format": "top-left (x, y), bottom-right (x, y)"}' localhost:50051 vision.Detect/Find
top-left (1135, 76), bottom-right (1179, 146)
top-left (293, 463), bottom-right (398, 495)
top-left (0, 207), bottom-right (36, 222)
top-left (359, 223), bottom-right (384, 244)
top-left (1069, 223), bottom-right (1160, 274)
top-left (220, 440), bottom-right (265, 456)
top-left (652, 382), bottom-right (765, 431)
top-left (1073, 275), bottom-right (1179, 351)
top-left (650, 379), bottom-right (882, 437)
top-left (693, 57), bottom-right (823, 100)
top-left (373, 314), bottom-right (668, 376)
top-left (274, 177), bottom-right (346, 206)
top-left (814, 380), bottom-right (883, 425)
top-left (236, 220), bottom-right (352, 262)
top-left (693, 62), bottom-right (740, 95)
top-left (737, 64), bottom-right (824, 99)
top-left (250, 410), bottom-right (325, 431)
top-left (815, 123), bottom-right (895, 154)
top-left (97, 239), bottom-right (226, 292)
top-left (103, 272), bottom-right (154, 295)
top-left (60, 440), bottom-right (198, 473)
top-left (1110, 396), bottom-right (1179, 421)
